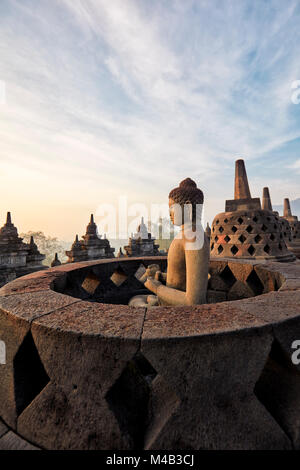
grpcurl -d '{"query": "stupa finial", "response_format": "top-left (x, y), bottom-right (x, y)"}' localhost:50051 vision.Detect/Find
top-left (284, 198), bottom-right (292, 218)
top-left (262, 187), bottom-right (272, 211)
top-left (234, 159), bottom-right (251, 200)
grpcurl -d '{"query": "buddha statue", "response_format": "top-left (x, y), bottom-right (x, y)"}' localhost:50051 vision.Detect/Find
top-left (129, 178), bottom-right (210, 307)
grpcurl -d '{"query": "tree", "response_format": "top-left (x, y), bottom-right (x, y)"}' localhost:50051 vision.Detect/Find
top-left (20, 231), bottom-right (68, 267)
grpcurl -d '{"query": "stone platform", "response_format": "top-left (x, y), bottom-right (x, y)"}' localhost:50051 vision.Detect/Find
top-left (1, 257), bottom-right (300, 450)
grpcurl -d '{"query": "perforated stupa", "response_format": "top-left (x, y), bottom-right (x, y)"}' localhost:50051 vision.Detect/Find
top-left (282, 198), bottom-right (300, 258)
top-left (210, 160), bottom-right (295, 261)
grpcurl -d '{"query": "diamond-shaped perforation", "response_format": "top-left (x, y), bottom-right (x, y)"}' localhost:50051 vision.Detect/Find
top-left (214, 236), bottom-right (219, 242)
top-left (81, 272), bottom-right (101, 294)
top-left (270, 234), bottom-right (275, 241)
top-left (219, 226), bottom-right (224, 233)
top-left (254, 234), bottom-right (262, 243)
top-left (246, 225), bottom-right (253, 233)
top-left (231, 245), bottom-right (238, 255)
top-left (224, 235), bottom-right (231, 243)
top-left (248, 245), bottom-right (255, 256)
top-left (111, 268), bottom-right (128, 286)
top-left (238, 234), bottom-right (246, 244)
top-left (218, 245), bottom-right (224, 254)
top-left (254, 339), bottom-right (297, 438)
top-left (246, 270), bottom-right (264, 295)
top-left (105, 353), bottom-right (157, 449)
top-left (220, 265), bottom-right (236, 288)
top-left (14, 332), bottom-right (50, 416)
top-left (134, 264), bottom-right (147, 281)
top-left (264, 245), bottom-right (270, 254)
top-left (105, 352), bottom-right (179, 450)
top-left (232, 226), bottom-right (237, 233)
top-left (237, 217), bottom-right (243, 224)
top-left (261, 224), bottom-right (268, 232)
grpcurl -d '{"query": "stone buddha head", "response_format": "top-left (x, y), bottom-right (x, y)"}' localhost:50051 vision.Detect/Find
top-left (169, 178), bottom-right (204, 227)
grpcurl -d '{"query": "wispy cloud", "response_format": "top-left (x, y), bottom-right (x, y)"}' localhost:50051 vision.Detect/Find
top-left (289, 159), bottom-right (300, 173)
top-left (0, 0), bottom-right (300, 238)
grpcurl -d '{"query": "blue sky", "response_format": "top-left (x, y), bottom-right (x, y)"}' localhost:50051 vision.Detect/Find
top-left (0, 0), bottom-right (300, 240)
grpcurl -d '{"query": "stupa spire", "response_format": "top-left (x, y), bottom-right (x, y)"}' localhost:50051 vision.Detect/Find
top-left (262, 187), bottom-right (273, 211)
top-left (51, 252), bottom-right (62, 267)
top-left (284, 198), bottom-right (292, 218)
top-left (0, 211), bottom-right (19, 239)
top-left (117, 247), bottom-right (124, 257)
top-left (6, 212), bottom-right (12, 225)
top-left (234, 159), bottom-right (251, 200)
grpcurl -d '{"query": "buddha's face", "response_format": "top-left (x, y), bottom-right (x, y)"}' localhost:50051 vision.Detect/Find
top-left (169, 198), bottom-right (183, 226)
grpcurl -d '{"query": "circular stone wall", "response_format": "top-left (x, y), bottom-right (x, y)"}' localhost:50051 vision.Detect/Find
top-left (1, 257), bottom-right (300, 450)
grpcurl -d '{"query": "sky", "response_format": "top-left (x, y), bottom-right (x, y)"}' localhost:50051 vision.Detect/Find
top-left (0, 0), bottom-right (300, 242)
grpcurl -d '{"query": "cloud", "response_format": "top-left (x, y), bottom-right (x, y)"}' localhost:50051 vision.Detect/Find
top-left (288, 159), bottom-right (300, 174)
top-left (61, 0), bottom-right (300, 158)
top-left (0, 0), bottom-right (300, 238)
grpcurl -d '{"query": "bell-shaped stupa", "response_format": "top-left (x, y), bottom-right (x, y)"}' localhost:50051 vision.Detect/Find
top-left (66, 215), bottom-right (115, 263)
top-left (124, 217), bottom-right (160, 257)
top-left (51, 253), bottom-right (62, 267)
top-left (282, 198), bottom-right (300, 258)
top-left (210, 160), bottom-right (295, 261)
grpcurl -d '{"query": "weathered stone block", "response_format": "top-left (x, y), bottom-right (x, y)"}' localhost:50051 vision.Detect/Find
top-left (0, 431), bottom-right (39, 450)
top-left (17, 302), bottom-right (146, 449)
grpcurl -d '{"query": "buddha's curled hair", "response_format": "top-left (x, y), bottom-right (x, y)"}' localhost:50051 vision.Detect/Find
top-left (169, 178), bottom-right (204, 205)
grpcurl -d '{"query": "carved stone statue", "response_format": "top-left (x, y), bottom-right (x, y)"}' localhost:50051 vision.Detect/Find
top-left (129, 178), bottom-right (210, 306)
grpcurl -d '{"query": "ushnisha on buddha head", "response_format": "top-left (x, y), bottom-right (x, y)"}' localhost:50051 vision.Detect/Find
top-left (168, 178), bottom-right (204, 226)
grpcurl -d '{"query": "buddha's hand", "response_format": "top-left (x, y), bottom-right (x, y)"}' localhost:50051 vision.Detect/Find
top-left (138, 264), bottom-right (160, 283)
top-left (145, 264), bottom-right (161, 278)
top-left (144, 277), bottom-right (161, 295)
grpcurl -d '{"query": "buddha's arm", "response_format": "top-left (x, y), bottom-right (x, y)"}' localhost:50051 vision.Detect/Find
top-left (185, 246), bottom-right (209, 304)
